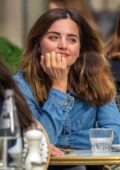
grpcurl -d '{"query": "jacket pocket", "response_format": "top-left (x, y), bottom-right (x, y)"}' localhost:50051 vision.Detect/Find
top-left (72, 108), bottom-right (96, 131)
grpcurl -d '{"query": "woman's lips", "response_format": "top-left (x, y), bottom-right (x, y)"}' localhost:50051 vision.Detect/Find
top-left (57, 52), bottom-right (69, 57)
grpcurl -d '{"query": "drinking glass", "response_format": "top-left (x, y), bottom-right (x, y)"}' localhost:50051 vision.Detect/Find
top-left (89, 128), bottom-right (114, 153)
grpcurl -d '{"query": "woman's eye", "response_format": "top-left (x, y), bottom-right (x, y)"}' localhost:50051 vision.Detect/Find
top-left (68, 38), bottom-right (77, 44)
top-left (48, 35), bottom-right (59, 41)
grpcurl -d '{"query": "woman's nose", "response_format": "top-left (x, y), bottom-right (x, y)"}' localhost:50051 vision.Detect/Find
top-left (58, 38), bottom-right (67, 50)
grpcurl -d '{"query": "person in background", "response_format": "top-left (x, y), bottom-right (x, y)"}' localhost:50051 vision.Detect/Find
top-left (48, 0), bottom-right (93, 21)
top-left (105, 16), bottom-right (120, 111)
top-left (14, 8), bottom-right (120, 170)
top-left (90, 0), bottom-right (120, 41)
top-left (0, 57), bottom-right (64, 158)
top-left (48, 0), bottom-right (120, 41)
top-left (48, 0), bottom-right (102, 39)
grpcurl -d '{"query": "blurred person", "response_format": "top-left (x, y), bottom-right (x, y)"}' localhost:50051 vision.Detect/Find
top-left (90, 0), bottom-right (120, 41)
top-left (93, 10), bottom-right (120, 41)
top-left (48, 0), bottom-right (102, 40)
top-left (14, 8), bottom-right (120, 170)
top-left (48, 0), bottom-right (94, 22)
top-left (49, 0), bottom-right (120, 41)
top-left (0, 57), bottom-right (64, 159)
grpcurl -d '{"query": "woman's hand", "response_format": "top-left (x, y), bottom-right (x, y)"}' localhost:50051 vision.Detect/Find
top-left (50, 144), bottom-right (64, 157)
top-left (40, 52), bottom-right (68, 93)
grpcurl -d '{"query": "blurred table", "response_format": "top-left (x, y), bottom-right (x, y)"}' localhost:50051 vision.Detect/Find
top-left (50, 149), bottom-right (120, 165)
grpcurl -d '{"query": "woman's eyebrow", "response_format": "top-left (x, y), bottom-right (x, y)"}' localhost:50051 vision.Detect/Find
top-left (67, 34), bottom-right (79, 39)
top-left (46, 31), bottom-right (60, 35)
top-left (46, 32), bottom-right (79, 39)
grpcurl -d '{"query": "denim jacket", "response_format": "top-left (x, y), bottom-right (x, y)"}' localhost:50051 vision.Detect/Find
top-left (14, 72), bottom-right (120, 149)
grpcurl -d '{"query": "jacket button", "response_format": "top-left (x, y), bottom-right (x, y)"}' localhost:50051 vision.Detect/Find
top-left (63, 103), bottom-right (68, 106)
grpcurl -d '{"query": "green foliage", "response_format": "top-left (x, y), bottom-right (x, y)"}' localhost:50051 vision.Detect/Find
top-left (0, 37), bottom-right (23, 72)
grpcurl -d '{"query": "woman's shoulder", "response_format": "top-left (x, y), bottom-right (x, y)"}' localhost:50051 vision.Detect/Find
top-left (14, 71), bottom-right (24, 80)
top-left (14, 71), bottom-right (28, 87)
top-left (13, 71), bottom-right (34, 99)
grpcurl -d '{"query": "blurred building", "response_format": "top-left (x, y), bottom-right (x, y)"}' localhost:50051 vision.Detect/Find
top-left (0, 0), bottom-right (48, 47)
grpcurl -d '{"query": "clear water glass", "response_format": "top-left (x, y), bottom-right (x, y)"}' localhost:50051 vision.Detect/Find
top-left (89, 128), bottom-right (114, 153)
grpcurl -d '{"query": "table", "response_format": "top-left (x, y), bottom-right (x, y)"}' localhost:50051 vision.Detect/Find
top-left (50, 149), bottom-right (120, 165)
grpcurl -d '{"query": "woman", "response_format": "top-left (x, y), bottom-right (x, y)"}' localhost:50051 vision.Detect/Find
top-left (0, 57), bottom-right (64, 159)
top-left (14, 6), bottom-right (120, 147)
top-left (14, 8), bottom-right (120, 169)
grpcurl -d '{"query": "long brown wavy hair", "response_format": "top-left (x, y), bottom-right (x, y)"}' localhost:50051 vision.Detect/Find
top-left (19, 8), bottom-right (115, 106)
top-left (0, 57), bottom-right (34, 129)
top-left (106, 16), bottom-right (120, 60)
